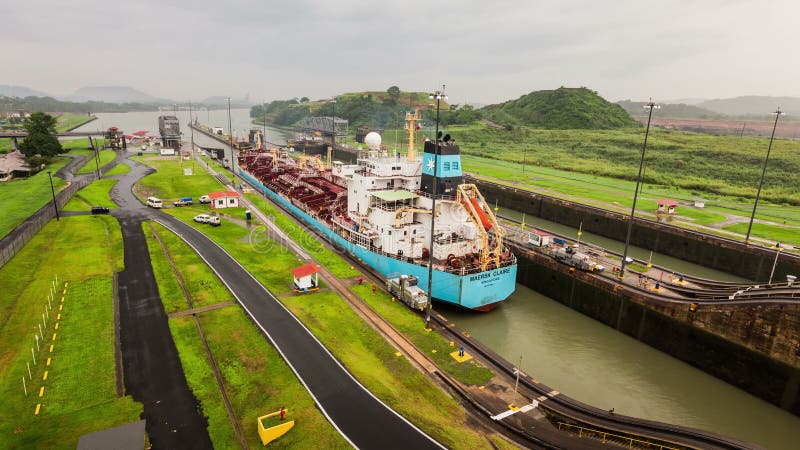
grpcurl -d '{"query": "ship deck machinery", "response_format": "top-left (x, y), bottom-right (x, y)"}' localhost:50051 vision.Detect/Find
top-left (237, 111), bottom-right (517, 309)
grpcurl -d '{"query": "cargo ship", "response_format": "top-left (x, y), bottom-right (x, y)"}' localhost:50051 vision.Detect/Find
top-left (237, 111), bottom-right (517, 310)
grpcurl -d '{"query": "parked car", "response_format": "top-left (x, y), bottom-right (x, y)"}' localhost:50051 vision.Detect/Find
top-left (173, 197), bottom-right (193, 207)
top-left (208, 216), bottom-right (221, 227)
top-left (199, 195), bottom-right (211, 204)
top-left (91, 206), bottom-right (110, 214)
top-left (147, 197), bottom-right (163, 208)
top-left (193, 214), bottom-right (211, 223)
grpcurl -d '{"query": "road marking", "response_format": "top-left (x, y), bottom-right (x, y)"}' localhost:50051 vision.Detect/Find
top-left (46, 358), bottom-right (51, 366)
top-left (39, 387), bottom-right (44, 397)
top-left (49, 345), bottom-right (54, 353)
top-left (43, 371), bottom-right (48, 381)
top-left (55, 323), bottom-right (59, 330)
top-left (491, 401), bottom-right (538, 420)
top-left (34, 404), bottom-right (41, 415)
top-left (52, 333), bottom-right (56, 341)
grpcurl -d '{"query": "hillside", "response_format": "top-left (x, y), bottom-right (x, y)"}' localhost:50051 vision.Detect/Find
top-left (481, 87), bottom-right (637, 129)
top-left (617, 100), bottom-right (724, 120)
top-left (250, 89), bottom-right (445, 129)
top-left (0, 85), bottom-right (50, 98)
top-left (698, 96), bottom-right (800, 116)
top-left (63, 86), bottom-right (171, 104)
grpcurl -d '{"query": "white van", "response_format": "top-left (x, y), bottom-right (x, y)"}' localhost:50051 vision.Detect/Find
top-left (146, 197), bottom-right (163, 208)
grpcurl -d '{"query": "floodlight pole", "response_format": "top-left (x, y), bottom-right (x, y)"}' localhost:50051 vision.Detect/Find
top-left (619, 99), bottom-right (658, 278)
top-left (745, 108), bottom-right (783, 244)
top-left (331, 97), bottom-right (337, 154)
top-left (47, 171), bottom-right (59, 221)
top-left (425, 85), bottom-right (446, 329)
top-left (263, 102), bottom-right (267, 148)
top-left (227, 97), bottom-right (236, 186)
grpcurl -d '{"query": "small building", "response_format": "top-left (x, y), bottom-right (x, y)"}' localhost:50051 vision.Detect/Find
top-left (657, 199), bottom-right (679, 214)
top-left (291, 263), bottom-right (320, 291)
top-left (528, 230), bottom-right (552, 247)
top-left (694, 198), bottom-right (706, 208)
top-left (0, 150), bottom-right (32, 181)
top-left (208, 191), bottom-right (240, 209)
top-left (159, 147), bottom-right (175, 156)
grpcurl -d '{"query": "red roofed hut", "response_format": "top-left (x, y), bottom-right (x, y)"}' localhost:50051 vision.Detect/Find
top-left (208, 191), bottom-right (240, 209)
top-left (657, 199), bottom-right (679, 215)
top-left (291, 263), bottom-right (320, 291)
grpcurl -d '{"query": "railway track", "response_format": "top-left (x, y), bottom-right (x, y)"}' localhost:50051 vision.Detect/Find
top-left (230, 161), bottom-right (763, 449)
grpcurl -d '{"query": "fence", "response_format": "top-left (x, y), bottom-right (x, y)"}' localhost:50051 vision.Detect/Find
top-left (0, 150), bottom-right (121, 269)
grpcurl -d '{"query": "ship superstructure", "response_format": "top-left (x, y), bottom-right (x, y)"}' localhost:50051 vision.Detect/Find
top-left (238, 111), bottom-right (517, 310)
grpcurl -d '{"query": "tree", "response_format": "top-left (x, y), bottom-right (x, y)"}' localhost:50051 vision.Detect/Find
top-left (387, 86), bottom-right (400, 103)
top-left (300, 96), bottom-right (310, 103)
top-left (18, 112), bottom-right (62, 158)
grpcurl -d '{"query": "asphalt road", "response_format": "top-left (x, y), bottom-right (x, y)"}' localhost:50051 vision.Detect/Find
top-left (115, 157), bottom-right (444, 449)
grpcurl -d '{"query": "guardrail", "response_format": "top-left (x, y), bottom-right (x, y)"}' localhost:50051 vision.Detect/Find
top-left (557, 422), bottom-right (680, 449)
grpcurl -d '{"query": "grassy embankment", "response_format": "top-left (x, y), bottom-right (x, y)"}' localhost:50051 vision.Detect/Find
top-left (440, 124), bottom-right (800, 245)
top-left (56, 113), bottom-right (95, 131)
top-left (72, 149), bottom-right (117, 174)
top-left (140, 153), bottom-right (505, 447)
top-left (163, 206), bottom-right (502, 449)
top-left (62, 178), bottom-right (117, 211)
top-left (144, 222), bottom-right (349, 449)
top-left (0, 157), bottom-right (70, 239)
top-left (0, 214), bottom-right (140, 449)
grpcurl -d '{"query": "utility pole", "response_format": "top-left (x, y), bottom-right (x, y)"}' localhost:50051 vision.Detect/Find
top-left (745, 108), bottom-right (783, 244)
top-left (227, 97), bottom-right (236, 186)
top-left (47, 171), bottom-right (59, 221)
top-left (620, 99), bottom-right (659, 278)
top-left (425, 85), bottom-right (446, 329)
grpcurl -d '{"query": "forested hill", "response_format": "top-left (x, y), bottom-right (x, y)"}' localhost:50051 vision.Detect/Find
top-left (481, 87), bottom-right (637, 129)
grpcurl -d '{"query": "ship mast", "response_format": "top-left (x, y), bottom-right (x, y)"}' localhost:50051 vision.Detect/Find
top-left (403, 110), bottom-right (421, 161)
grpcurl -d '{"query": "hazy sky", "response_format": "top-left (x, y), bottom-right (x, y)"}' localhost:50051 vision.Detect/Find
top-left (4, 0), bottom-right (799, 104)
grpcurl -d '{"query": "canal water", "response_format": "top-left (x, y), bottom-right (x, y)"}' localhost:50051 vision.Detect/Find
top-left (78, 111), bottom-right (799, 448)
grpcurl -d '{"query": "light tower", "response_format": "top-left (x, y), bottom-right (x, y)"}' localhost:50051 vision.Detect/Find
top-left (424, 85), bottom-right (446, 330)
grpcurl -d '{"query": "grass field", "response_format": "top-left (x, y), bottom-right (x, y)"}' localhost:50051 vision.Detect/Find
top-left (105, 163), bottom-right (131, 176)
top-left (56, 113), bottom-right (95, 132)
top-left (723, 222), bottom-right (800, 246)
top-left (0, 215), bottom-right (140, 449)
top-left (131, 156), bottom-right (224, 202)
top-left (0, 157), bottom-right (70, 239)
top-left (74, 149), bottom-right (116, 174)
top-left (144, 222), bottom-right (349, 449)
top-left (62, 178), bottom-right (118, 211)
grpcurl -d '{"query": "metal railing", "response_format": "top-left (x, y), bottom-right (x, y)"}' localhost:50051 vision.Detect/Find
top-left (557, 422), bottom-right (680, 450)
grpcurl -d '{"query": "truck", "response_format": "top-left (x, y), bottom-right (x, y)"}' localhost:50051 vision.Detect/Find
top-left (386, 275), bottom-right (429, 310)
top-left (550, 246), bottom-right (604, 272)
top-left (173, 197), bottom-right (193, 207)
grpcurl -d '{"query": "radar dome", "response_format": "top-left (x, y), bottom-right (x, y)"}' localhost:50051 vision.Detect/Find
top-left (364, 132), bottom-right (382, 150)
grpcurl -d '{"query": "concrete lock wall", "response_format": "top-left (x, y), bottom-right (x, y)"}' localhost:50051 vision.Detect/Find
top-left (513, 246), bottom-right (800, 415)
top-left (469, 176), bottom-right (800, 282)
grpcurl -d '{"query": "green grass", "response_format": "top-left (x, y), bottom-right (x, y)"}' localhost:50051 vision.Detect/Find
top-left (281, 291), bottom-right (497, 449)
top-left (0, 157), bottom-right (70, 239)
top-left (200, 307), bottom-right (350, 449)
top-left (244, 193), bottom-right (359, 279)
top-left (104, 163), bottom-right (131, 176)
top-left (56, 113), bottom-right (95, 132)
top-left (167, 316), bottom-right (240, 449)
top-left (0, 215), bottom-right (140, 449)
top-left (75, 150), bottom-right (116, 174)
top-left (61, 138), bottom-right (104, 152)
top-left (723, 222), bottom-right (800, 247)
top-left (131, 155), bottom-right (225, 201)
top-left (144, 223), bottom-right (235, 314)
top-left (62, 178), bottom-right (118, 211)
top-left (351, 284), bottom-right (494, 385)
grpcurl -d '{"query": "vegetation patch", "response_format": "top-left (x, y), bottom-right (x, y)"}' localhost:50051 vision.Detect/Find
top-left (723, 222), bottom-right (800, 247)
top-left (131, 155), bottom-right (224, 201)
top-left (104, 163), bottom-right (131, 176)
top-left (0, 215), bottom-right (139, 449)
top-left (0, 157), bottom-right (70, 239)
top-left (75, 149), bottom-right (116, 174)
top-left (62, 178), bottom-right (117, 211)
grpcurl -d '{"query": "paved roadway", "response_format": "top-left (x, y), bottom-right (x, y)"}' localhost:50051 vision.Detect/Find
top-left (114, 156), bottom-right (444, 449)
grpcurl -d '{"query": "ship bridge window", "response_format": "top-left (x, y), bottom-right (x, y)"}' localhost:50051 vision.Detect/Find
top-left (392, 166), bottom-right (401, 171)
top-left (443, 162), bottom-right (451, 171)
top-left (452, 162), bottom-right (459, 170)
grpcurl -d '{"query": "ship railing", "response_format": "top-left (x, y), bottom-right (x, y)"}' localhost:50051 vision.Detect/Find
top-left (414, 189), bottom-right (457, 202)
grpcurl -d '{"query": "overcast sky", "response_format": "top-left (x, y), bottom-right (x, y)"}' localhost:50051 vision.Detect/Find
top-left (4, 0), bottom-right (799, 104)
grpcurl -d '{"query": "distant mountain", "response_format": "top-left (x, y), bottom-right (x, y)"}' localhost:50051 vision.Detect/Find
top-left (697, 96), bottom-right (800, 116)
top-left (481, 87), bottom-right (638, 129)
top-left (63, 86), bottom-right (171, 104)
top-left (199, 96), bottom-right (253, 107)
top-left (617, 100), bottom-right (724, 120)
top-left (0, 85), bottom-right (50, 98)
top-left (663, 97), bottom-right (706, 105)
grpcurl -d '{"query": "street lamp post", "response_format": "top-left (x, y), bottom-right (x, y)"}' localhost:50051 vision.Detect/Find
top-left (263, 102), bottom-right (267, 148)
top-left (331, 97), bottom-right (337, 153)
top-left (745, 108), bottom-right (783, 244)
top-left (47, 171), bottom-right (59, 221)
top-left (425, 85), bottom-right (446, 329)
top-left (227, 97), bottom-right (236, 185)
top-left (619, 99), bottom-right (659, 278)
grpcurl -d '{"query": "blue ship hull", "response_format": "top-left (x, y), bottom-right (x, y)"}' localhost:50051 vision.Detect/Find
top-left (239, 170), bottom-right (517, 310)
